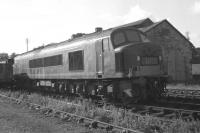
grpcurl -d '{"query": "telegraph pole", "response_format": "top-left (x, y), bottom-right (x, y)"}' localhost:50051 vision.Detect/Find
top-left (185, 31), bottom-right (190, 40)
top-left (26, 38), bottom-right (29, 52)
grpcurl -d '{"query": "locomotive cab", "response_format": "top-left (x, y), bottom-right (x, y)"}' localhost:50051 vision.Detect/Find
top-left (111, 28), bottom-right (163, 77)
top-left (110, 28), bottom-right (165, 103)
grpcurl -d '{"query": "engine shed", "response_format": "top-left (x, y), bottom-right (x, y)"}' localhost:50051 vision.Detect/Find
top-left (118, 18), bottom-right (194, 82)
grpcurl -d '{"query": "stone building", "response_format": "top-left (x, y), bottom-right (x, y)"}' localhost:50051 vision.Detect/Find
top-left (119, 18), bottom-right (194, 82)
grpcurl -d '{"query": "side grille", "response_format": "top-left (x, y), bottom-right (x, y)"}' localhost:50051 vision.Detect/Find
top-left (141, 57), bottom-right (159, 66)
top-left (115, 53), bottom-right (123, 72)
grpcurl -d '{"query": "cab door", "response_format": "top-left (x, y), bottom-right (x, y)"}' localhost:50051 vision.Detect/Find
top-left (95, 40), bottom-right (104, 76)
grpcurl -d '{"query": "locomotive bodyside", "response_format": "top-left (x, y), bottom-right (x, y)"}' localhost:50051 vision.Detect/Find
top-left (14, 31), bottom-right (112, 80)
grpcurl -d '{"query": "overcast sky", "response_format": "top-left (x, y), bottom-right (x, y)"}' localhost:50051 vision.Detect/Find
top-left (0, 0), bottom-right (200, 54)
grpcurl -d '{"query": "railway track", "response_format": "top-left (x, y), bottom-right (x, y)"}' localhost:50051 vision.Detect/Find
top-left (0, 93), bottom-right (142, 133)
top-left (1, 87), bottom-right (200, 133)
top-left (2, 87), bottom-right (200, 122)
top-left (101, 96), bottom-right (200, 122)
top-left (129, 103), bottom-right (200, 121)
top-left (95, 98), bottom-right (200, 123)
top-left (166, 87), bottom-right (200, 99)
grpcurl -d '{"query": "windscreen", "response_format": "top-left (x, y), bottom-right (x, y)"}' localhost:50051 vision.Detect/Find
top-left (112, 29), bottom-right (147, 47)
top-left (125, 30), bottom-right (140, 42)
top-left (113, 32), bottom-right (126, 46)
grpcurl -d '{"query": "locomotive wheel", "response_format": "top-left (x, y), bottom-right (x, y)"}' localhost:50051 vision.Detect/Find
top-left (120, 84), bottom-right (147, 104)
top-left (146, 80), bottom-right (161, 102)
top-left (121, 93), bottom-right (133, 105)
top-left (132, 84), bottom-right (142, 102)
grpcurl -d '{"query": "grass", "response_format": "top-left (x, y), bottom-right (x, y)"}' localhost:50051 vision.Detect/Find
top-left (0, 88), bottom-right (200, 133)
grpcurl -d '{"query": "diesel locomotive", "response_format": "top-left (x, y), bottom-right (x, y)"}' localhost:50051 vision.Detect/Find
top-left (13, 26), bottom-right (166, 103)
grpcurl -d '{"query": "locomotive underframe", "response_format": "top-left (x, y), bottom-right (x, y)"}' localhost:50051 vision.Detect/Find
top-left (14, 75), bottom-right (167, 104)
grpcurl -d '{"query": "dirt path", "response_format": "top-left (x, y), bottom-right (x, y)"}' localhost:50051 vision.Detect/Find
top-left (0, 97), bottom-right (105, 133)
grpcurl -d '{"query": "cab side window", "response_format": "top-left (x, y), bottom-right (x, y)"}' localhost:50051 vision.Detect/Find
top-left (103, 38), bottom-right (110, 51)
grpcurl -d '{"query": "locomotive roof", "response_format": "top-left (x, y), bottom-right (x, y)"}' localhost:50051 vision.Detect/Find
top-left (16, 27), bottom-right (114, 58)
top-left (16, 18), bottom-right (150, 59)
top-left (16, 26), bottom-right (141, 59)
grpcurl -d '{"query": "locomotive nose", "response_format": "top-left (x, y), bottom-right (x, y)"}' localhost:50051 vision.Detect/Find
top-left (116, 43), bottom-right (163, 77)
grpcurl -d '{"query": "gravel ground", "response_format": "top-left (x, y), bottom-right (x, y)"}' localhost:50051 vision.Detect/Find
top-left (0, 97), bottom-right (107, 133)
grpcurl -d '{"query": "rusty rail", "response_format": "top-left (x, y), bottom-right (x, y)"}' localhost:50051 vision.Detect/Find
top-left (166, 88), bottom-right (200, 99)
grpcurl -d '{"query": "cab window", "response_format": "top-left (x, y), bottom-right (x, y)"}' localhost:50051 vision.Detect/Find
top-left (111, 29), bottom-right (145, 48)
top-left (125, 30), bottom-right (140, 42)
top-left (113, 32), bottom-right (126, 46)
top-left (103, 38), bottom-right (110, 51)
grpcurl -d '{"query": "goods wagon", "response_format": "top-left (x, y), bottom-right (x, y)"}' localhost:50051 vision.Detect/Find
top-left (0, 59), bottom-right (13, 87)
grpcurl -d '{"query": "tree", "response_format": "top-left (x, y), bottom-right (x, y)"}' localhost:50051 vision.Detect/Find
top-left (10, 52), bottom-right (17, 59)
top-left (71, 33), bottom-right (86, 39)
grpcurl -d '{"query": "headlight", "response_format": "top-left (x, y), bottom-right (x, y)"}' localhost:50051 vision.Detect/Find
top-left (137, 56), bottom-right (140, 61)
top-left (159, 56), bottom-right (162, 61)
